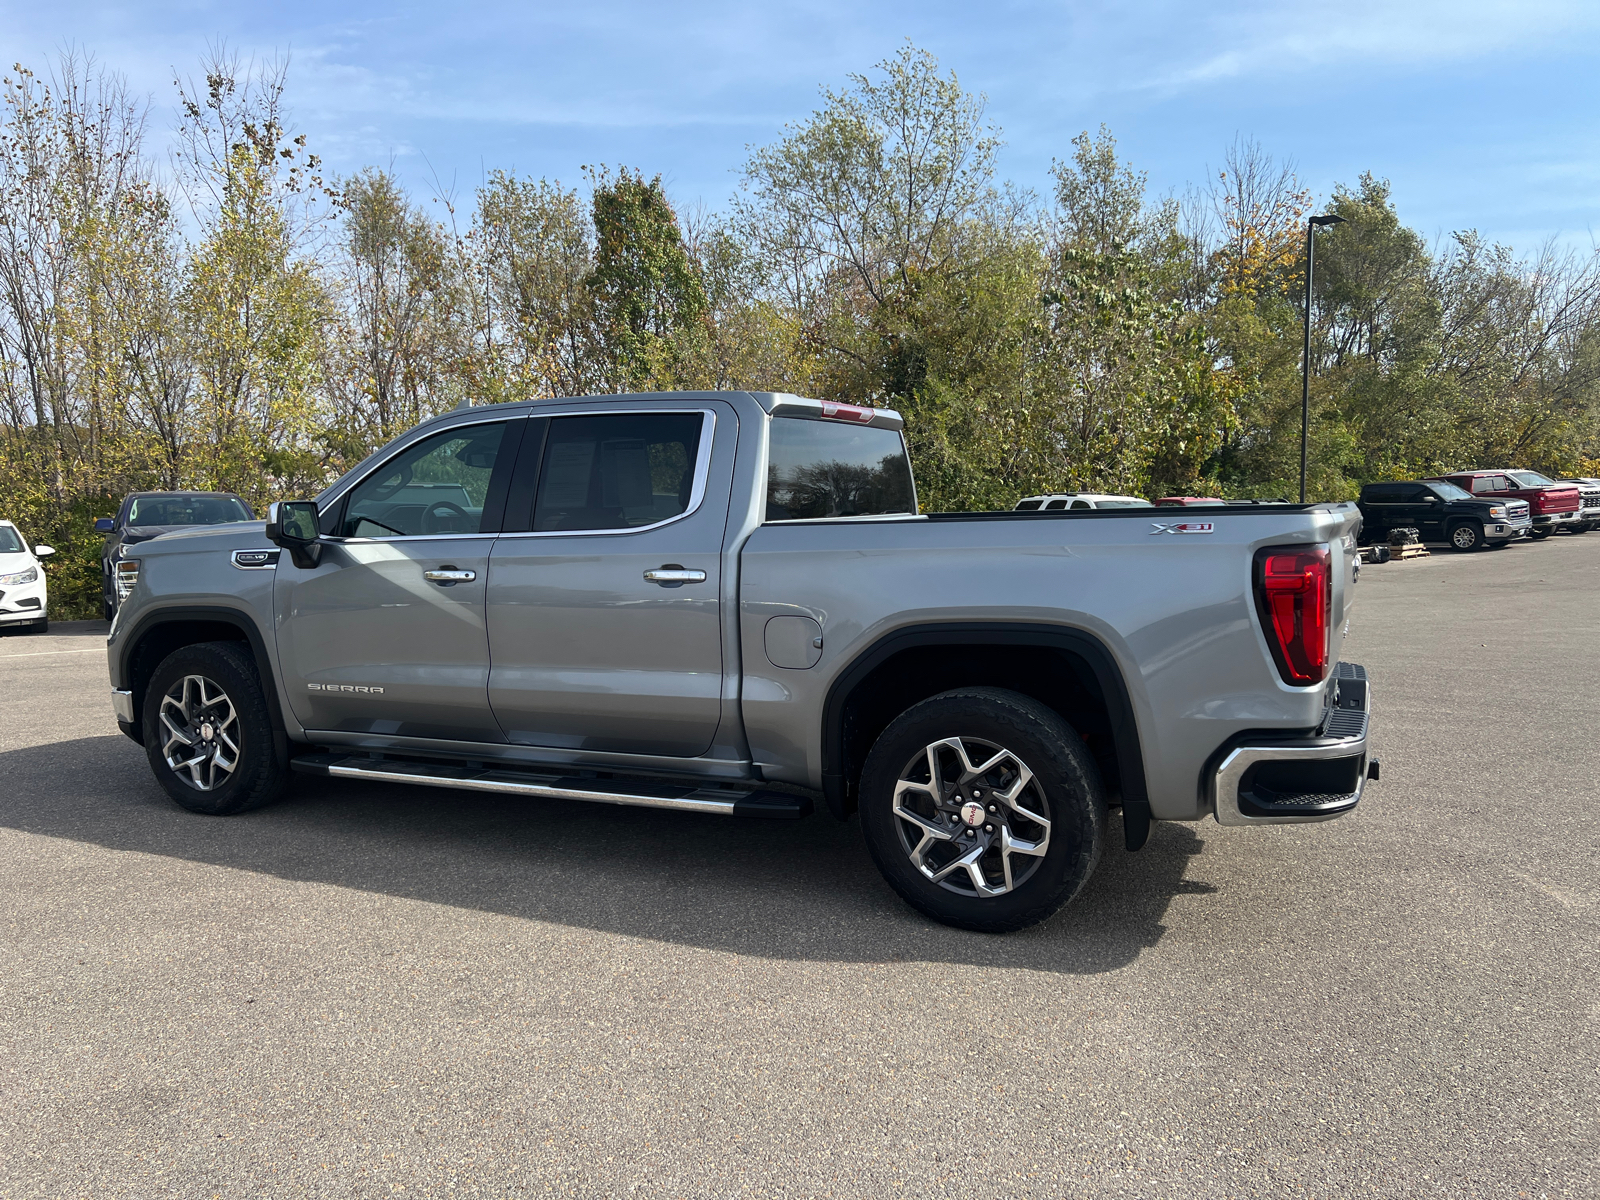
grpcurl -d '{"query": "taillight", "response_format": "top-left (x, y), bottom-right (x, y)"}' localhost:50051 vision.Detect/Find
top-left (1253, 545), bottom-right (1331, 686)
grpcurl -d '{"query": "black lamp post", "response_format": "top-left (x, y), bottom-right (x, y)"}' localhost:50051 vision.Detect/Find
top-left (1300, 213), bottom-right (1346, 503)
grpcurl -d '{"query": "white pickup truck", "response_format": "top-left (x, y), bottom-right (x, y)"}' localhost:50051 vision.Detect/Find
top-left (106, 391), bottom-right (1376, 932)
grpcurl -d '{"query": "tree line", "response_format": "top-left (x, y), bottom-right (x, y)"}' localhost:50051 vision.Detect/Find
top-left (5, 46), bottom-right (1599, 615)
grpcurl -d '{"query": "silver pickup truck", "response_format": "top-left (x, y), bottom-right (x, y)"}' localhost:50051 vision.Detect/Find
top-left (106, 391), bottom-right (1375, 932)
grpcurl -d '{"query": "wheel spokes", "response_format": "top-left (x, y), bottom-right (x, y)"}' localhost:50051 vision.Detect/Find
top-left (892, 735), bottom-right (1052, 898)
top-left (159, 674), bottom-right (240, 793)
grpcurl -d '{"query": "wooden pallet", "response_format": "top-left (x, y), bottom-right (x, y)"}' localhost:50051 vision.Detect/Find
top-left (1387, 543), bottom-right (1431, 560)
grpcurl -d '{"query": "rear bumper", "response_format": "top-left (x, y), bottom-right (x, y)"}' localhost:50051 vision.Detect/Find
top-left (1210, 662), bottom-right (1375, 827)
top-left (1531, 511), bottom-right (1578, 527)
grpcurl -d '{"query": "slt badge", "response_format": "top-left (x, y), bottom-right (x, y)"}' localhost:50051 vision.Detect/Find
top-left (1150, 521), bottom-right (1215, 535)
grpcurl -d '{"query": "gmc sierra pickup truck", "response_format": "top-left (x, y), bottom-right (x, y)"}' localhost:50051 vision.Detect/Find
top-left (105, 391), bottom-right (1376, 932)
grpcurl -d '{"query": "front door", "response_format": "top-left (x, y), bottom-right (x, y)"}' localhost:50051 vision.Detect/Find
top-left (1405, 484), bottom-right (1447, 540)
top-left (274, 417), bottom-right (523, 742)
top-left (485, 405), bottom-right (731, 757)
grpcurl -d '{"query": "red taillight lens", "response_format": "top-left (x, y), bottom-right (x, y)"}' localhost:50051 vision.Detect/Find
top-left (1253, 545), bottom-right (1331, 686)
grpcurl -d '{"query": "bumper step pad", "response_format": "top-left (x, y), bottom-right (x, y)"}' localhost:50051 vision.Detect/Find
top-left (290, 752), bottom-right (812, 819)
top-left (1211, 661), bottom-right (1375, 826)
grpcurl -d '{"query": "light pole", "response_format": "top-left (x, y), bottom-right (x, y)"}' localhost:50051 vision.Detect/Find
top-left (1301, 213), bottom-right (1346, 503)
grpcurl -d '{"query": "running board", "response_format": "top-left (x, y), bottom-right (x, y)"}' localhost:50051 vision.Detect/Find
top-left (289, 752), bottom-right (812, 819)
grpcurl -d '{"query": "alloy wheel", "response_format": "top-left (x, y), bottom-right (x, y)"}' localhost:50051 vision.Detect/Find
top-left (892, 737), bottom-right (1051, 897)
top-left (159, 674), bottom-right (241, 791)
top-left (1452, 525), bottom-right (1478, 550)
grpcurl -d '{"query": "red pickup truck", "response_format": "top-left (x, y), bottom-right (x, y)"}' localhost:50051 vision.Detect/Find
top-left (1432, 470), bottom-right (1582, 538)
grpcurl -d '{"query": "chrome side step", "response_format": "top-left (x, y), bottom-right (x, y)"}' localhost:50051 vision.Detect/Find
top-left (289, 752), bottom-right (812, 819)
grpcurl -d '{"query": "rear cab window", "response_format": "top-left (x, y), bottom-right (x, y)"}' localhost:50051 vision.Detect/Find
top-left (765, 418), bottom-right (916, 520)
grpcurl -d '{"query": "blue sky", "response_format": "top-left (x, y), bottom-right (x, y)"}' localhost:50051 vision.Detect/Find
top-left (10, 0), bottom-right (1600, 251)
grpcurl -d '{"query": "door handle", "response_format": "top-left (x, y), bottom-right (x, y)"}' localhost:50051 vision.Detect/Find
top-left (643, 566), bottom-right (707, 586)
top-left (424, 568), bottom-right (477, 584)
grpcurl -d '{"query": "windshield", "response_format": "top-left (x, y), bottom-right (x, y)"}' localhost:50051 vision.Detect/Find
top-left (1095, 499), bottom-right (1153, 508)
top-left (0, 526), bottom-right (23, 554)
top-left (1509, 470), bottom-right (1554, 487)
top-left (127, 494), bottom-right (254, 526)
top-left (1428, 481), bottom-right (1474, 501)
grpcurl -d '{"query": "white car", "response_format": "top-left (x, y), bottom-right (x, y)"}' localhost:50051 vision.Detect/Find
top-left (1014, 492), bottom-right (1153, 511)
top-left (0, 520), bottom-right (54, 633)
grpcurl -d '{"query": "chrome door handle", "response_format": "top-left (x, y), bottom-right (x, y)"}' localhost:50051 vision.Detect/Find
top-left (423, 569), bottom-right (476, 584)
top-left (643, 566), bottom-right (707, 585)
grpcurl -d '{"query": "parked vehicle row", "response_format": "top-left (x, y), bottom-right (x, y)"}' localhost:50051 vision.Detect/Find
top-left (1357, 468), bottom-right (1595, 551)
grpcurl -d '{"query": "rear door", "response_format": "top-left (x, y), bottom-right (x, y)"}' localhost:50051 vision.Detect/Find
top-left (484, 403), bottom-right (733, 757)
top-left (273, 416), bottom-right (524, 742)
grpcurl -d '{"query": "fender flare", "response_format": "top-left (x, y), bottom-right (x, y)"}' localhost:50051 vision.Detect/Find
top-left (117, 604), bottom-right (290, 759)
top-left (820, 621), bottom-right (1152, 850)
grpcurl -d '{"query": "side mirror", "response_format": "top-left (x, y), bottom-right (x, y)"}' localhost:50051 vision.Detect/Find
top-left (264, 500), bottom-right (323, 569)
top-left (34, 545), bottom-right (55, 558)
top-left (93, 517), bottom-right (115, 533)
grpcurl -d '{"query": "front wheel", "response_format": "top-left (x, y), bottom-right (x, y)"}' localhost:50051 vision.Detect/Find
top-left (1448, 520), bottom-right (1483, 551)
top-left (858, 688), bottom-right (1107, 933)
top-left (142, 641), bottom-right (288, 815)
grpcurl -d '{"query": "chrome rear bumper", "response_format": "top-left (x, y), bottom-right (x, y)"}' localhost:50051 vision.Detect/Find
top-left (1211, 662), bottom-right (1375, 827)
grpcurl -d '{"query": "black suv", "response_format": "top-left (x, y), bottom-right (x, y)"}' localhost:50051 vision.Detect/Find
top-left (95, 491), bottom-right (255, 619)
top-left (1357, 479), bottom-right (1531, 551)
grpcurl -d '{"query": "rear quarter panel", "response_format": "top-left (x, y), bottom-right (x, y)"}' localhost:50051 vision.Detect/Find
top-left (738, 505), bottom-right (1361, 820)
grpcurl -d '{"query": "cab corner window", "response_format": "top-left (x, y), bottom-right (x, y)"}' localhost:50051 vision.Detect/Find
top-left (340, 422), bottom-right (508, 538)
top-left (765, 417), bottom-right (916, 520)
top-left (532, 412), bottom-right (705, 533)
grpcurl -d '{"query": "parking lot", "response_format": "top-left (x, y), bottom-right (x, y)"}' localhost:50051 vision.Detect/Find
top-left (1, 534), bottom-right (1596, 1199)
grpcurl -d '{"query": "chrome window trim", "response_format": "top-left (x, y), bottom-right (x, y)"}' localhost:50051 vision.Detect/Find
top-left (494, 408), bottom-right (719, 541)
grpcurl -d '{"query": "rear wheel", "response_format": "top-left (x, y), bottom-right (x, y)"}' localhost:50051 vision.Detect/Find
top-left (859, 688), bottom-right (1107, 933)
top-left (1448, 520), bottom-right (1483, 551)
top-left (142, 641), bottom-right (288, 815)
top-left (1530, 527), bottom-right (1553, 539)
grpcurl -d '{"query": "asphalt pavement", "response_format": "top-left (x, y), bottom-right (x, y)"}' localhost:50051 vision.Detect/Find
top-left (1, 534), bottom-right (1596, 1199)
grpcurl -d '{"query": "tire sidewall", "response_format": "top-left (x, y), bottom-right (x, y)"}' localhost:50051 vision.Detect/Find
top-left (142, 642), bottom-right (280, 815)
top-left (859, 688), bottom-right (1106, 933)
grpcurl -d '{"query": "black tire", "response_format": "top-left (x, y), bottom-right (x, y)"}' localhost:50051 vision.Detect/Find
top-left (1447, 520), bottom-right (1483, 552)
top-left (1530, 527), bottom-right (1552, 539)
top-left (858, 687), bottom-right (1107, 933)
top-left (141, 640), bottom-right (288, 815)
top-left (103, 600), bottom-right (115, 622)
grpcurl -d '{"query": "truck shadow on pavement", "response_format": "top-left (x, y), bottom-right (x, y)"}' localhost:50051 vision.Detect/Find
top-left (0, 735), bottom-right (1216, 974)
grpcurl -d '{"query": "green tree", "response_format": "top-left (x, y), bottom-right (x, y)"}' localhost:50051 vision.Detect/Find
top-left (585, 167), bottom-right (709, 392)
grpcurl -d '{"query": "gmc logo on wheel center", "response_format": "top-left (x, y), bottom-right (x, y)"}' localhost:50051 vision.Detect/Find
top-left (307, 683), bottom-right (385, 693)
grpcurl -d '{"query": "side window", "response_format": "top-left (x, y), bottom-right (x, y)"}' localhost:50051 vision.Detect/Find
top-left (1395, 485), bottom-right (1428, 502)
top-left (340, 422), bottom-right (509, 538)
top-left (1045, 499), bottom-right (1069, 510)
top-left (1469, 477), bottom-right (1497, 494)
top-left (766, 418), bottom-right (916, 520)
top-left (1015, 499), bottom-right (1042, 511)
top-left (1070, 499), bottom-right (1092, 510)
top-left (1363, 485), bottom-right (1399, 502)
top-left (532, 412), bottom-right (705, 532)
